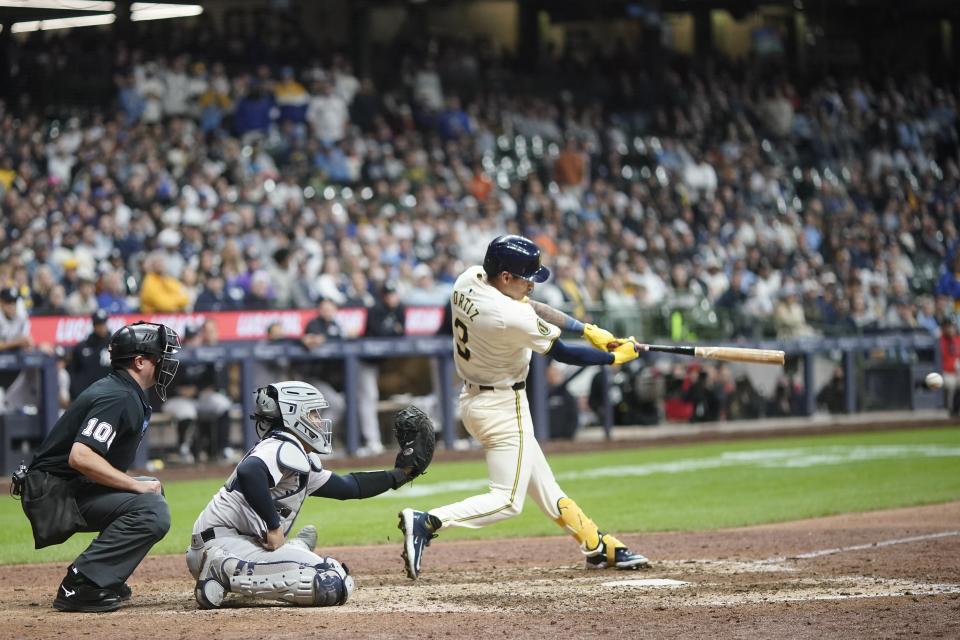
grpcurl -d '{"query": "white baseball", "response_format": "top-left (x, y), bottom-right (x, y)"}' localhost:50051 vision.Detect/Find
top-left (925, 372), bottom-right (944, 389)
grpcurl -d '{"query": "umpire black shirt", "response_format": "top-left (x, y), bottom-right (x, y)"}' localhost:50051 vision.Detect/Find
top-left (31, 369), bottom-right (153, 478)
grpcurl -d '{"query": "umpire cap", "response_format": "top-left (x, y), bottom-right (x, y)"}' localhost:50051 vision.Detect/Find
top-left (483, 235), bottom-right (550, 283)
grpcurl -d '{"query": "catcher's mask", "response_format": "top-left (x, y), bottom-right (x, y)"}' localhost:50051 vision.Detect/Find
top-left (109, 321), bottom-right (181, 401)
top-left (251, 380), bottom-right (333, 454)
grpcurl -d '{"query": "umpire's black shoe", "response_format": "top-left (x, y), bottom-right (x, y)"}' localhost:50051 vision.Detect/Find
top-left (111, 583), bottom-right (132, 601)
top-left (53, 565), bottom-right (122, 613)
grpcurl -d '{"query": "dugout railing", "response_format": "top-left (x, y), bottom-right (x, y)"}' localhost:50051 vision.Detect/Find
top-left (0, 332), bottom-right (942, 474)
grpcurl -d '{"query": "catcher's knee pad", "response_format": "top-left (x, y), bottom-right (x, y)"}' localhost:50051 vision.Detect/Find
top-left (554, 497), bottom-right (602, 555)
top-left (312, 569), bottom-right (354, 606)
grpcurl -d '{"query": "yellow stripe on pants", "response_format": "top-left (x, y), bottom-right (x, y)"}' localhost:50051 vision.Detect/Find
top-left (454, 390), bottom-right (524, 523)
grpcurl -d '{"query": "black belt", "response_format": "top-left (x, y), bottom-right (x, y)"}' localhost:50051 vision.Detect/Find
top-left (476, 381), bottom-right (525, 392)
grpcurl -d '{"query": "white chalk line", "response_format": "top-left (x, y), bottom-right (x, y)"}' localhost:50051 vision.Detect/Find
top-left (383, 444), bottom-right (960, 499)
top-left (748, 530), bottom-right (960, 565)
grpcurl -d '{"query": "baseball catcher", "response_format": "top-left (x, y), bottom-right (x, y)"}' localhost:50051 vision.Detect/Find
top-left (187, 380), bottom-right (434, 608)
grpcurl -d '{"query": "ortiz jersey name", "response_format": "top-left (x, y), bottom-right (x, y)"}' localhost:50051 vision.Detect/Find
top-left (451, 265), bottom-right (561, 387)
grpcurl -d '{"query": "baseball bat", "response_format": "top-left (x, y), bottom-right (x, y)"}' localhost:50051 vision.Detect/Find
top-left (645, 344), bottom-right (786, 366)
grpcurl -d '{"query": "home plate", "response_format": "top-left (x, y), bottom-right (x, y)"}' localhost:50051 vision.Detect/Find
top-left (602, 578), bottom-right (690, 588)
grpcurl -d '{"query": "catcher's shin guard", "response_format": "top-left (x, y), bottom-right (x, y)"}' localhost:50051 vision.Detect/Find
top-left (553, 497), bottom-right (603, 556)
top-left (224, 556), bottom-right (353, 606)
top-left (195, 549), bottom-right (354, 608)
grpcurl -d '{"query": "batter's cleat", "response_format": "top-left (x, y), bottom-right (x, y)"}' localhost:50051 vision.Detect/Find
top-left (194, 548), bottom-right (228, 609)
top-left (585, 546), bottom-right (650, 570)
top-left (53, 565), bottom-right (122, 613)
top-left (294, 525), bottom-right (318, 552)
top-left (398, 508), bottom-right (436, 579)
top-left (585, 534), bottom-right (650, 570)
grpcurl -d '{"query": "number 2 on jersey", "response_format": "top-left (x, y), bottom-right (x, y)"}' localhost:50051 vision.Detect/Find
top-left (454, 318), bottom-right (471, 360)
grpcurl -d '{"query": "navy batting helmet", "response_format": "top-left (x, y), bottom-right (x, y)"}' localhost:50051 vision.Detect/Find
top-left (109, 321), bottom-right (182, 400)
top-left (483, 235), bottom-right (550, 283)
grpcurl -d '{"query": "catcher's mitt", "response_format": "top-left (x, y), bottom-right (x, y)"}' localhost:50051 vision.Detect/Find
top-left (393, 405), bottom-right (436, 479)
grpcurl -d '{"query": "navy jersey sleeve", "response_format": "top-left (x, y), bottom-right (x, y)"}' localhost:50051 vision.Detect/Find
top-left (75, 394), bottom-right (130, 456)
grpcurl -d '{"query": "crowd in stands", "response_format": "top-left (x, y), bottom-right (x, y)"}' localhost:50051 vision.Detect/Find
top-left (1, 23), bottom-right (959, 428)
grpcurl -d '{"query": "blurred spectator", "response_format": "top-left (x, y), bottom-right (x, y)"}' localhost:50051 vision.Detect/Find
top-left (816, 365), bottom-right (847, 414)
top-left (0, 287), bottom-right (33, 412)
top-left (67, 310), bottom-right (112, 400)
top-left (274, 67), bottom-right (309, 125)
top-left (64, 269), bottom-right (99, 316)
top-left (299, 297), bottom-right (346, 430)
top-left (96, 270), bottom-right (133, 314)
top-left (686, 365), bottom-right (724, 423)
top-left (728, 374), bottom-right (765, 420)
top-left (356, 281), bottom-right (407, 455)
top-left (935, 252), bottom-right (960, 308)
top-left (773, 284), bottom-right (817, 338)
top-left (546, 363), bottom-right (578, 440)
top-left (939, 320), bottom-right (960, 415)
top-left (306, 80), bottom-right (348, 144)
top-left (55, 345), bottom-right (71, 413)
top-left (140, 251), bottom-right (190, 313)
top-left (196, 320), bottom-right (237, 460)
top-left (194, 270), bottom-right (241, 312)
top-left (162, 326), bottom-right (204, 463)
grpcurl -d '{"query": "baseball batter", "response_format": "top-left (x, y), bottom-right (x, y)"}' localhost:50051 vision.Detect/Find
top-left (399, 234), bottom-right (649, 579)
top-left (188, 380), bottom-right (432, 608)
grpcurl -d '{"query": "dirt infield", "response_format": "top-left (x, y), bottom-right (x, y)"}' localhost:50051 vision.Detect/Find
top-left (2, 502), bottom-right (958, 639)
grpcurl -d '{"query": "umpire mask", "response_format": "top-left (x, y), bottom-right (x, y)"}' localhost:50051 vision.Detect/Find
top-left (109, 321), bottom-right (182, 401)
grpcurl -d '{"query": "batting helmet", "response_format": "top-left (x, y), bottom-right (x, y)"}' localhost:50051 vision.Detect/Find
top-left (109, 321), bottom-right (182, 401)
top-left (251, 380), bottom-right (333, 454)
top-left (483, 234), bottom-right (550, 283)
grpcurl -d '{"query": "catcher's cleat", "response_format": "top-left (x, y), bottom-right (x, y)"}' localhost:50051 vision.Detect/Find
top-left (398, 508), bottom-right (436, 579)
top-left (53, 565), bottom-right (122, 613)
top-left (294, 525), bottom-right (318, 552)
top-left (585, 534), bottom-right (650, 570)
top-left (194, 548), bottom-right (228, 609)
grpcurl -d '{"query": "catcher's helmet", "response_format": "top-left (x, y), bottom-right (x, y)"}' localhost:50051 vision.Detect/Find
top-left (483, 234), bottom-right (550, 283)
top-left (109, 321), bottom-right (181, 401)
top-left (251, 380), bottom-right (333, 454)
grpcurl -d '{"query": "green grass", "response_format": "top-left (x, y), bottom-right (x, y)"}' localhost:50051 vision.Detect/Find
top-left (2, 427), bottom-right (958, 565)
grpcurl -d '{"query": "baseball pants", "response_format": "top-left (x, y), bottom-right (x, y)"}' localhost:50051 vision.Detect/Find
top-left (73, 476), bottom-right (171, 587)
top-left (186, 531), bottom-right (321, 580)
top-left (429, 387), bottom-right (566, 528)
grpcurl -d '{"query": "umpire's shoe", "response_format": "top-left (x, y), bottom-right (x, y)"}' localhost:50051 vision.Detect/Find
top-left (585, 533), bottom-right (650, 570)
top-left (398, 509), bottom-right (437, 579)
top-left (53, 565), bottom-right (122, 613)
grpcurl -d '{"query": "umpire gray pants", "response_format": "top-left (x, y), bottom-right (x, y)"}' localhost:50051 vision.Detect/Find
top-left (73, 476), bottom-right (171, 588)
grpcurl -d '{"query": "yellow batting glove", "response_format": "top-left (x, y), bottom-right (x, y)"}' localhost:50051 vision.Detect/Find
top-left (583, 323), bottom-right (617, 351)
top-left (611, 337), bottom-right (641, 365)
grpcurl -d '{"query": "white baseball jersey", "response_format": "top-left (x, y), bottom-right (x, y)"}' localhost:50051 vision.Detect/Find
top-left (0, 307), bottom-right (29, 342)
top-left (192, 433), bottom-right (332, 539)
top-left (450, 265), bottom-right (561, 386)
